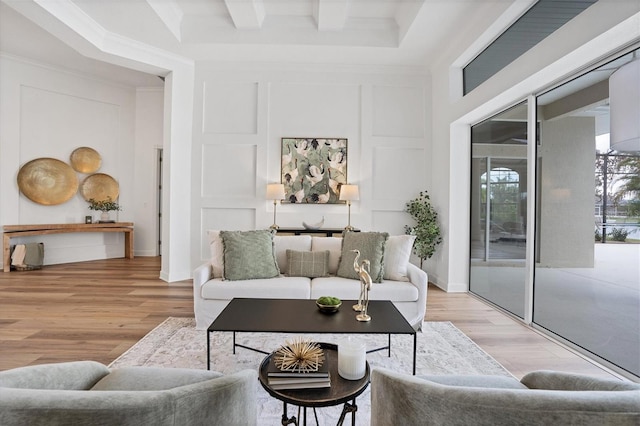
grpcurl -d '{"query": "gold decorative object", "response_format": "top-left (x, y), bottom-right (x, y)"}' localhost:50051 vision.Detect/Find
top-left (274, 337), bottom-right (325, 373)
top-left (351, 249), bottom-right (372, 322)
top-left (80, 173), bottom-right (119, 202)
top-left (17, 158), bottom-right (79, 205)
top-left (70, 147), bottom-right (101, 173)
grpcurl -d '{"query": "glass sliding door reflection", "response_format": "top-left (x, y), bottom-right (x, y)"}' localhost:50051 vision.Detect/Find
top-left (470, 102), bottom-right (528, 318)
top-left (534, 50), bottom-right (640, 378)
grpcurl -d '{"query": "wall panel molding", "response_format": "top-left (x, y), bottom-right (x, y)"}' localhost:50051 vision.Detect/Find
top-left (372, 85), bottom-right (425, 138)
top-left (201, 144), bottom-right (257, 198)
top-left (202, 81), bottom-right (258, 134)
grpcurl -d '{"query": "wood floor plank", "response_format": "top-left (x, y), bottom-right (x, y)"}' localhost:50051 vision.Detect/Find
top-left (0, 257), bottom-right (621, 381)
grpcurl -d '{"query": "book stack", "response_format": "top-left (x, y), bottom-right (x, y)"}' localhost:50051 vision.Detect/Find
top-left (266, 357), bottom-right (331, 390)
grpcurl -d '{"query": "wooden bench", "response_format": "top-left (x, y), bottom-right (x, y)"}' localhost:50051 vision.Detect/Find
top-left (3, 223), bottom-right (134, 272)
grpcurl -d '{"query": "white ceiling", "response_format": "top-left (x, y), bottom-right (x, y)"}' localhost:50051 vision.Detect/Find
top-left (0, 2), bottom-right (165, 87)
top-left (1, 0), bottom-right (516, 87)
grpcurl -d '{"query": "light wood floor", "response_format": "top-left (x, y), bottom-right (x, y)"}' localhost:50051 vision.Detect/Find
top-left (0, 257), bottom-right (619, 380)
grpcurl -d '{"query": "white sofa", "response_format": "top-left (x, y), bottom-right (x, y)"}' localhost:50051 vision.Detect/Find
top-left (193, 234), bottom-right (428, 331)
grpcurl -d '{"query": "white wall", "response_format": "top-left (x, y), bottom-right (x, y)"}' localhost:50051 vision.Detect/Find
top-left (0, 54), bottom-right (162, 267)
top-left (428, 0), bottom-right (640, 291)
top-left (191, 63), bottom-right (430, 268)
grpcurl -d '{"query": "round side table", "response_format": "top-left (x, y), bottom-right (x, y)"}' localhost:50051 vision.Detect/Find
top-left (258, 342), bottom-right (370, 426)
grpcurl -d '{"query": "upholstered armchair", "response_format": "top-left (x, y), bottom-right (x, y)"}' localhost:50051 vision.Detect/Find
top-left (0, 361), bottom-right (257, 426)
top-left (371, 367), bottom-right (640, 425)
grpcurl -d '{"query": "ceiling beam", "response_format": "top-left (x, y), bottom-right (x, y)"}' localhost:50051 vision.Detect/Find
top-left (395, 0), bottom-right (425, 43)
top-left (146, 0), bottom-right (184, 42)
top-left (313, 0), bottom-right (350, 31)
top-left (224, 0), bottom-right (265, 30)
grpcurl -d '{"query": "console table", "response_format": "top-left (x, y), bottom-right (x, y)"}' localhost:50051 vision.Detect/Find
top-left (275, 228), bottom-right (359, 237)
top-left (3, 222), bottom-right (134, 272)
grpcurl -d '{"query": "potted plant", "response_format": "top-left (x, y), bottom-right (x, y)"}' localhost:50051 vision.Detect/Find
top-left (88, 197), bottom-right (121, 222)
top-left (404, 191), bottom-right (442, 268)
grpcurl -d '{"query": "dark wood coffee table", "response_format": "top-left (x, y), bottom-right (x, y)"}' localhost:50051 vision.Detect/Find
top-left (206, 298), bottom-right (417, 374)
top-left (258, 342), bottom-right (369, 426)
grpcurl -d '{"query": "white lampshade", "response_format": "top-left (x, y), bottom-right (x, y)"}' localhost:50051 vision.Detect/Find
top-left (609, 58), bottom-right (640, 152)
top-left (339, 184), bottom-right (360, 201)
top-left (266, 183), bottom-right (285, 200)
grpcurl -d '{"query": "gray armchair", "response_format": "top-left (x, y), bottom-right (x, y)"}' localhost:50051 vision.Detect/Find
top-left (0, 361), bottom-right (257, 426)
top-left (371, 367), bottom-right (640, 426)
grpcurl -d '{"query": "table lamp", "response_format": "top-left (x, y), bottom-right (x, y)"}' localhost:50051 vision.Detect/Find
top-left (266, 183), bottom-right (286, 230)
top-left (339, 184), bottom-right (359, 231)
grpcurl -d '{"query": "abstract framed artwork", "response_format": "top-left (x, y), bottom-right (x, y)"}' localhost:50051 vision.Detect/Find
top-left (281, 138), bottom-right (347, 203)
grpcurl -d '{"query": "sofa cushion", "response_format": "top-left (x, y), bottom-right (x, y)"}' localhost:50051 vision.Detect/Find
top-left (274, 235), bottom-right (312, 272)
top-left (201, 277), bottom-right (311, 300)
top-left (310, 276), bottom-right (418, 302)
top-left (336, 231), bottom-right (388, 283)
top-left (286, 250), bottom-right (330, 278)
top-left (221, 230), bottom-right (280, 281)
top-left (383, 235), bottom-right (416, 282)
top-left (311, 237), bottom-right (342, 274)
top-left (207, 230), bottom-right (224, 279)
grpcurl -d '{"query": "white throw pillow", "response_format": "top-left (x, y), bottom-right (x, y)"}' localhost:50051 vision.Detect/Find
top-left (311, 237), bottom-right (343, 275)
top-left (207, 230), bottom-right (224, 278)
top-left (383, 235), bottom-right (416, 282)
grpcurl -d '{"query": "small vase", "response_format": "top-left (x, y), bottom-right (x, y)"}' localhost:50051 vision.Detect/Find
top-left (100, 211), bottom-right (110, 222)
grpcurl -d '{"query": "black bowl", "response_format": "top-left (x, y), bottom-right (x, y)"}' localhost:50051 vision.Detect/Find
top-left (316, 301), bottom-right (342, 314)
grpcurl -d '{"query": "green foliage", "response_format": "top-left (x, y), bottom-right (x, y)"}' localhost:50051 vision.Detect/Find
top-left (610, 228), bottom-right (628, 242)
top-left (404, 191), bottom-right (442, 263)
top-left (316, 296), bottom-right (341, 306)
top-left (612, 156), bottom-right (640, 203)
top-left (595, 229), bottom-right (602, 242)
top-left (627, 201), bottom-right (640, 217)
top-left (87, 197), bottom-right (121, 212)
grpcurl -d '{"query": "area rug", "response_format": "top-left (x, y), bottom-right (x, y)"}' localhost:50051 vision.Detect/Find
top-left (111, 317), bottom-right (511, 425)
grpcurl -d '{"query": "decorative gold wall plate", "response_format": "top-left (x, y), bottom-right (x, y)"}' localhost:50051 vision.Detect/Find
top-left (17, 158), bottom-right (79, 205)
top-left (70, 147), bottom-right (101, 173)
top-left (80, 173), bottom-right (119, 202)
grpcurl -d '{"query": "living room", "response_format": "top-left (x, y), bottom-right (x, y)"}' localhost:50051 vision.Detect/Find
top-left (0, 0), bottom-right (635, 285)
top-left (1, 0), bottom-right (639, 422)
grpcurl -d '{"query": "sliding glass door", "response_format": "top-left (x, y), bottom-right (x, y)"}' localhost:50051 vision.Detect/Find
top-left (469, 47), bottom-right (640, 379)
top-left (470, 102), bottom-right (528, 319)
top-left (534, 49), bottom-right (640, 377)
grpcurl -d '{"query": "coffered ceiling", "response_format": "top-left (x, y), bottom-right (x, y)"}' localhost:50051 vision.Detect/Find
top-left (80, 0), bottom-right (424, 48)
top-left (1, 0), bottom-right (517, 85)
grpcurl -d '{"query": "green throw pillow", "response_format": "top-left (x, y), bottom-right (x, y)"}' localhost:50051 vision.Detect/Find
top-left (286, 250), bottom-right (330, 278)
top-left (220, 230), bottom-right (280, 281)
top-left (336, 231), bottom-right (388, 283)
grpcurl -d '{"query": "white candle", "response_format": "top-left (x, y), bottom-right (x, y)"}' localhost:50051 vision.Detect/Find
top-left (338, 340), bottom-right (366, 380)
